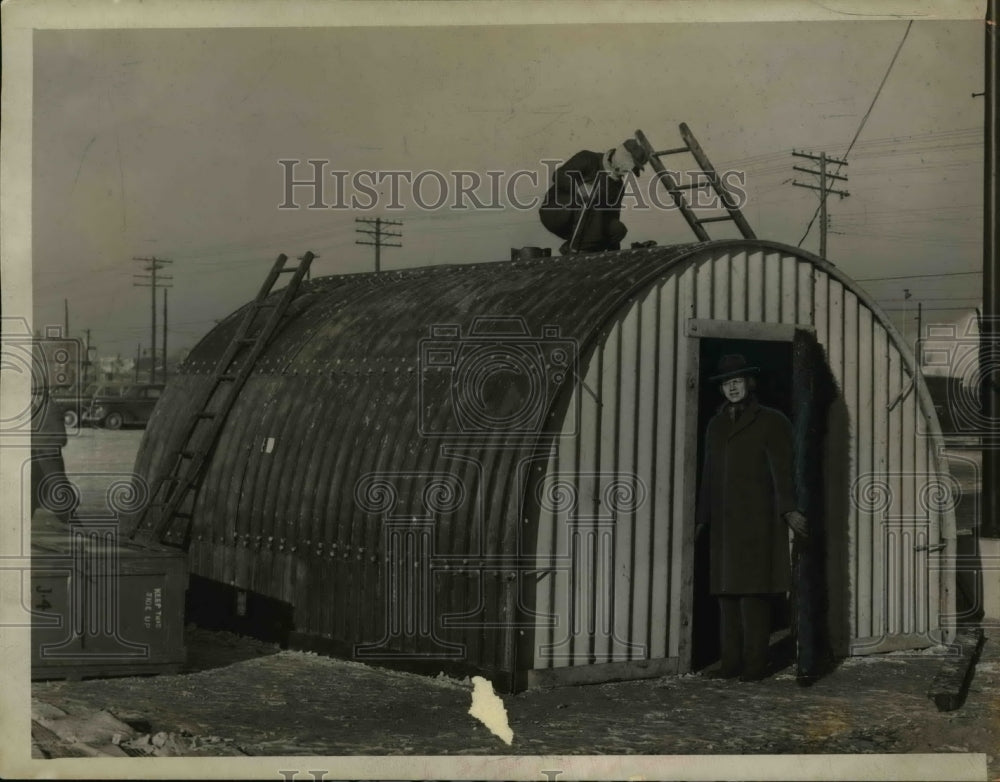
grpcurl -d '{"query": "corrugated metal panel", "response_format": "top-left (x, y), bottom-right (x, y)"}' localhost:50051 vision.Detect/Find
top-left (527, 244), bottom-right (955, 674)
top-left (131, 239), bottom-right (956, 683)
top-left (651, 277), bottom-right (675, 661)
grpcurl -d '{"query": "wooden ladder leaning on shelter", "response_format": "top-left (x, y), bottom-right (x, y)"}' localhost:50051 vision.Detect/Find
top-left (567, 123), bottom-right (757, 251)
top-left (128, 251), bottom-right (316, 549)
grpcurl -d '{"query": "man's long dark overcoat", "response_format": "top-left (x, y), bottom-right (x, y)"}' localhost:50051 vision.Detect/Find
top-left (697, 398), bottom-right (798, 595)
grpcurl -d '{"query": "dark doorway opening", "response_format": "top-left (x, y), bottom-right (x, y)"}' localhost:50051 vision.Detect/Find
top-left (691, 337), bottom-right (795, 672)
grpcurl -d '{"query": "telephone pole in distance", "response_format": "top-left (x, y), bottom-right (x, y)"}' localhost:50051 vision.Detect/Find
top-left (133, 256), bottom-right (173, 383)
top-left (792, 150), bottom-right (849, 259)
top-left (355, 217), bottom-right (402, 272)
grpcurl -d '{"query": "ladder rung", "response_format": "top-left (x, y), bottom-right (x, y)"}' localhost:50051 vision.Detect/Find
top-left (672, 181), bottom-right (712, 191)
top-left (654, 146), bottom-right (690, 156)
top-left (696, 215), bottom-right (735, 224)
top-left (276, 268), bottom-right (297, 274)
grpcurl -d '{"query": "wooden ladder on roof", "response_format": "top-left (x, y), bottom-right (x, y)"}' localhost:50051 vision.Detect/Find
top-left (635, 123), bottom-right (756, 242)
top-left (129, 251), bottom-right (316, 548)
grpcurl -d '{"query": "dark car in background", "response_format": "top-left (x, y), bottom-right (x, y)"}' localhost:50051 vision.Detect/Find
top-left (50, 383), bottom-right (127, 428)
top-left (87, 383), bottom-right (166, 429)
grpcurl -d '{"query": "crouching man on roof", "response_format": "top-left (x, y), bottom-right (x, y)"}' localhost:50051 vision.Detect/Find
top-left (539, 138), bottom-right (648, 254)
top-left (695, 354), bottom-right (808, 682)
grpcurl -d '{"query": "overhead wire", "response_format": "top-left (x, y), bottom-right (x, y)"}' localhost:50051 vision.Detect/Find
top-left (796, 20), bottom-right (914, 248)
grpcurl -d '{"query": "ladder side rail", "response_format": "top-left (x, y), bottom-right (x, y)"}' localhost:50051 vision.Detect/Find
top-left (677, 123), bottom-right (757, 239)
top-left (635, 130), bottom-right (711, 242)
top-left (132, 298), bottom-right (272, 536)
top-left (146, 252), bottom-right (317, 542)
top-left (203, 251), bottom-right (292, 380)
top-left (252, 253), bottom-right (290, 301)
top-left (133, 252), bottom-right (315, 543)
top-left (162, 251), bottom-right (293, 450)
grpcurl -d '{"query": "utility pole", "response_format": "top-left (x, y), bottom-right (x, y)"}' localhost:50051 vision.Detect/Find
top-left (903, 288), bottom-right (912, 345)
top-left (83, 328), bottom-right (93, 384)
top-left (792, 150), bottom-right (849, 258)
top-left (983, 0), bottom-right (999, 538)
top-left (135, 343), bottom-right (141, 383)
top-left (355, 217), bottom-right (402, 272)
top-left (162, 288), bottom-right (169, 381)
top-left (916, 301), bottom-right (923, 368)
top-left (132, 256), bottom-right (173, 383)
top-left (64, 299), bottom-right (69, 338)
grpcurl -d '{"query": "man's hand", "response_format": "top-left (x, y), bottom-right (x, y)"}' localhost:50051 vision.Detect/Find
top-left (785, 510), bottom-right (808, 537)
top-left (784, 510), bottom-right (808, 538)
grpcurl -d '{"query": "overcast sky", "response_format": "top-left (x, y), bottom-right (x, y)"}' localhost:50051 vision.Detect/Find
top-left (31, 13), bottom-right (986, 360)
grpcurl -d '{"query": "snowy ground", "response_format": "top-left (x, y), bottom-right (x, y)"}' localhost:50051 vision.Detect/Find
top-left (30, 625), bottom-right (1000, 769)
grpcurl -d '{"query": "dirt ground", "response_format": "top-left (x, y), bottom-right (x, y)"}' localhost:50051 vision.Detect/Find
top-left (30, 623), bottom-right (1000, 772)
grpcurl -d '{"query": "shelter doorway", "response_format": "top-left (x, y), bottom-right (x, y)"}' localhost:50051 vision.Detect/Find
top-left (690, 335), bottom-right (795, 672)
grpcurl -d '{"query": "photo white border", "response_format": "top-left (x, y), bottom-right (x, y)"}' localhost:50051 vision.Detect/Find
top-left (1, 1), bottom-right (989, 779)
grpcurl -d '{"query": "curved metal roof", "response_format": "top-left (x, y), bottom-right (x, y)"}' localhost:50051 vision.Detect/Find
top-left (130, 239), bottom-right (950, 669)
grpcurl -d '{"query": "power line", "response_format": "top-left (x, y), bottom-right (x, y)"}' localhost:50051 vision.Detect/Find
top-left (882, 304), bottom-right (976, 318)
top-left (797, 20), bottom-right (913, 248)
top-left (878, 296), bottom-right (981, 302)
top-left (854, 270), bottom-right (982, 282)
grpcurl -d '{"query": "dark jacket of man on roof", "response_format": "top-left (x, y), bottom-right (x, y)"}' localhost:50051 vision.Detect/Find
top-left (539, 140), bottom-right (647, 253)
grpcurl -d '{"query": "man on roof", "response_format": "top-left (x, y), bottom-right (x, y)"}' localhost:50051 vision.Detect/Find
top-left (539, 138), bottom-right (649, 255)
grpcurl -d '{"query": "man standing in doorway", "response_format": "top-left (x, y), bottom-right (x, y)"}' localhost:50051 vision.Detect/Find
top-left (696, 354), bottom-right (808, 682)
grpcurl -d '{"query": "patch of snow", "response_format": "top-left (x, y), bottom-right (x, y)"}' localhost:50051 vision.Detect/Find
top-left (468, 676), bottom-right (513, 745)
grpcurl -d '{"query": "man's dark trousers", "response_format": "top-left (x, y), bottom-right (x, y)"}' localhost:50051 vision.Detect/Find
top-left (718, 595), bottom-right (771, 679)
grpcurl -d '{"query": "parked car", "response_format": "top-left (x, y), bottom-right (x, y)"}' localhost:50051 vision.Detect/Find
top-left (50, 383), bottom-right (127, 428)
top-left (87, 383), bottom-right (166, 429)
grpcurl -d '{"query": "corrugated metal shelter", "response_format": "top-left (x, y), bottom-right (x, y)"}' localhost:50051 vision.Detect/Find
top-left (129, 239), bottom-right (958, 691)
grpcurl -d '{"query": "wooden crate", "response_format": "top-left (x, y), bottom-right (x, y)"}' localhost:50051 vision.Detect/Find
top-left (31, 520), bottom-right (187, 680)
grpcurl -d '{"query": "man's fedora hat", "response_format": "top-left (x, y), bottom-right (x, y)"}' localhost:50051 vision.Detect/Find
top-left (709, 353), bottom-right (760, 382)
top-left (622, 138), bottom-right (650, 172)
